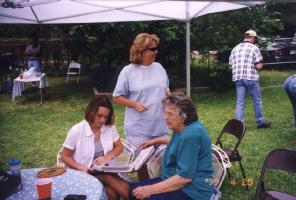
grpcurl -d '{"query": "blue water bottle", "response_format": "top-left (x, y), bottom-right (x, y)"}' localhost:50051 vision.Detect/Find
top-left (8, 158), bottom-right (22, 191)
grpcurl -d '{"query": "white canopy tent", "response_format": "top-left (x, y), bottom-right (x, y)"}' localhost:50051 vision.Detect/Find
top-left (0, 0), bottom-right (264, 96)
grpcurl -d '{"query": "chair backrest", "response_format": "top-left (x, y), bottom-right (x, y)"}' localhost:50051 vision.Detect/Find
top-left (255, 149), bottom-right (296, 199)
top-left (263, 149), bottom-right (296, 172)
top-left (56, 147), bottom-right (67, 168)
top-left (212, 144), bottom-right (231, 190)
top-left (112, 139), bottom-right (136, 166)
top-left (68, 62), bottom-right (81, 73)
top-left (147, 145), bottom-right (167, 179)
top-left (69, 62), bottom-right (81, 69)
top-left (215, 119), bottom-right (246, 156)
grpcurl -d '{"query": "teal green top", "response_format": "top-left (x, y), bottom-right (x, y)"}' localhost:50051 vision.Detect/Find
top-left (161, 121), bottom-right (213, 200)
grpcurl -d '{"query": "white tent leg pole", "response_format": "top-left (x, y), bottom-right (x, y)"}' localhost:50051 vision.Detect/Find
top-left (185, 1), bottom-right (191, 97)
top-left (186, 20), bottom-right (190, 97)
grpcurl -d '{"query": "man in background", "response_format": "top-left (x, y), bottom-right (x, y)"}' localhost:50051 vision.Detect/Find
top-left (229, 29), bottom-right (271, 128)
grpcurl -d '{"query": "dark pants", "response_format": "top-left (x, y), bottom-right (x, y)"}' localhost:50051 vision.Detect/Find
top-left (129, 177), bottom-right (193, 200)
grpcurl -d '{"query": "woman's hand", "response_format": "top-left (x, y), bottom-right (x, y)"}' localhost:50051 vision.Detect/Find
top-left (140, 139), bottom-right (154, 149)
top-left (113, 96), bottom-right (147, 112)
top-left (140, 135), bottom-right (170, 149)
top-left (78, 165), bottom-right (90, 173)
top-left (133, 101), bottom-right (148, 112)
top-left (133, 186), bottom-right (152, 200)
top-left (93, 155), bottom-right (111, 166)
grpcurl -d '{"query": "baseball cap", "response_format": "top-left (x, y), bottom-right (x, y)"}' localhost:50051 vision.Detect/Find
top-left (245, 29), bottom-right (257, 37)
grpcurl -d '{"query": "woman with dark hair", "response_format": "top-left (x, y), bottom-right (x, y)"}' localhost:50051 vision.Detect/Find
top-left (129, 92), bottom-right (214, 200)
top-left (113, 33), bottom-right (170, 179)
top-left (61, 95), bottom-right (129, 200)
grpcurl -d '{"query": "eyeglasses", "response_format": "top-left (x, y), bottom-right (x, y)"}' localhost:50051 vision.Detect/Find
top-left (147, 47), bottom-right (158, 52)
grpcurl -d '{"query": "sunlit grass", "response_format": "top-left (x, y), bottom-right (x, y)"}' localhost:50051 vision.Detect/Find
top-left (0, 70), bottom-right (295, 200)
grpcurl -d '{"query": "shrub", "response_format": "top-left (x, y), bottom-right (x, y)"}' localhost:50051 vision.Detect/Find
top-left (191, 51), bottom-right (233, 91)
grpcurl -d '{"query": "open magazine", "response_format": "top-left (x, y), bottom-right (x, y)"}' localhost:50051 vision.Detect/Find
top-left (92, 145), bottom-right (155, 173)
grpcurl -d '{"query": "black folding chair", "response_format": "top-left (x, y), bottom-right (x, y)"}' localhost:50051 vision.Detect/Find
top-left (255, 149), bottom-right (296, 200)
top-left (215, 119), bottom-right (248, 189)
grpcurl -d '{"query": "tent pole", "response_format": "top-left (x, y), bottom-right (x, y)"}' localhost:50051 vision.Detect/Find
top-left (186, 3), bottom-right (191, 97)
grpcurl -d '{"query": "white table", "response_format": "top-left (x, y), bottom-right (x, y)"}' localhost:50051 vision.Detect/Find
top-left (12, 73), bottom-right (48, 103)
top-left (7, 168), bottom-right (107, 200)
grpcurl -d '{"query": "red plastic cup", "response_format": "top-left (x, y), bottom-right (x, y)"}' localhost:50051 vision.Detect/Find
top-left (20, 74), bottom-right (23, 79)
top-left (35, 178), bottom-right (52, 200)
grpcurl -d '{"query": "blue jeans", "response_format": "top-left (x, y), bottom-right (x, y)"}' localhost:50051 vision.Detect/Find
top-left (235, 80), bottom-right (265, 125)
top-left (28, 59), bottom-right (41, 72)
top-left (284, 75), bottom-right (296, 127)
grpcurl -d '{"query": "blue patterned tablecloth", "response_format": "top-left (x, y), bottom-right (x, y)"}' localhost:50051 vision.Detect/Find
top-left (6, 168), bottom-right (108, 200)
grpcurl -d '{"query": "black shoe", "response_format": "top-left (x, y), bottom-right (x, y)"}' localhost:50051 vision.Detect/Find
top-left (257, 120), bottom-right (272, 129)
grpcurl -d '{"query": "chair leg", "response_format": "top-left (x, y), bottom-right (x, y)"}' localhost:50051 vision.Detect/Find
top-left (239, 160), bottom-right (248, 190)
top-left (226, 168), bottom-right (232, 179)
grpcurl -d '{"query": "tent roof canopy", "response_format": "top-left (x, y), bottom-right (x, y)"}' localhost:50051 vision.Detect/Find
top-left (0, 0), bottom-right (262, 24)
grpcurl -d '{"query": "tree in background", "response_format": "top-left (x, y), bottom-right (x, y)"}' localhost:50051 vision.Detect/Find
top-left (0, 4), bottom-right (284, 91)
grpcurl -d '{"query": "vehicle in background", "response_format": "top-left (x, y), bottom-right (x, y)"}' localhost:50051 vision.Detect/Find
top-left (262, 33), bottom-right (296, 66)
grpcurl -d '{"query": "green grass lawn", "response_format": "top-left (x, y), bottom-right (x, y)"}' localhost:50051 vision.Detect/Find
top-left (0, 70), bottom-right (295, 200)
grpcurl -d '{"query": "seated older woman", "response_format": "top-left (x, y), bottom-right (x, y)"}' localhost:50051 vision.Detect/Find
top-left (129, 92), bottom-right (214, 200)
top-left (61, 95), bottom-right (129, 200)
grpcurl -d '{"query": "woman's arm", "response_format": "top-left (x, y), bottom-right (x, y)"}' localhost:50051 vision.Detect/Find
top-left (61, 147), bottom-right (88, 173)
top-left (133, 175), bottom-right (191, 200)
top-left (113, 96), bottom-right (147, 112)
top-left (140, 135), bottom-right (170, 149)
top-left (107, 139), bottom-right (123, 160)
top-left (93, 139), bottom-right (123, 166)
top-left (166, 88), bottom-right (171, 96)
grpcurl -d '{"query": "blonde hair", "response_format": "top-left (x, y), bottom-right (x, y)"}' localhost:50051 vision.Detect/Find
top-left (129, 33), bottom-right (160, 64)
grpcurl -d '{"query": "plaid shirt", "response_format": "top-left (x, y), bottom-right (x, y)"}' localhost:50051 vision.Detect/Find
top-left (229, 41), bottom-right (263, 81)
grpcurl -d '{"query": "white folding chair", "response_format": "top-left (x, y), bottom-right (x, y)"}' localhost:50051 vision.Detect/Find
top-left (66, 62), bottom-right (81, 84)
top-left (116, 139), bottom-right (136, 165)
top-left (147, 145), bottom-right (167, 179)
top-left (56, 147), bottom-right (67, 168)
top-left (211, 144), bottom-right (231, 190)
top-left (211, 144), bottom-right (231, 200)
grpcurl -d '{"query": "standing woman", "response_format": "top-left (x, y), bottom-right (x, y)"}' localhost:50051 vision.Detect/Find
top-left (61, 95), bottom-right (129, 200)
top-left (113, 33), bottom-right (170, 179)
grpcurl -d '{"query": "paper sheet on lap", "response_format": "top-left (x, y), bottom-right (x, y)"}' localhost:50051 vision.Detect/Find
top-left (92, 146), bottom-right (155, 173)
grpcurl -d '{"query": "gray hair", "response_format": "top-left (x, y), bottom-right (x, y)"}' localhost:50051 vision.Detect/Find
top-left (162, 91), bottom-right (198, 125)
